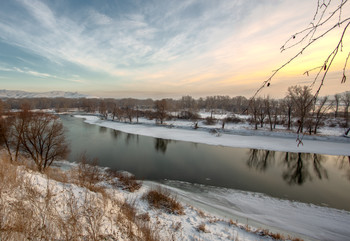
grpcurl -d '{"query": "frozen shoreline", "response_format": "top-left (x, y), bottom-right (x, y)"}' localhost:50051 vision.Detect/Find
top-left (154, 180), bottom-right (350, 241)
top-left (70, 115), bottom-right (350, 240)
top-left (74, 115), bottom-right (350, 156)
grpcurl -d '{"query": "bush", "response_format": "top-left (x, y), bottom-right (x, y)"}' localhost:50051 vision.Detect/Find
top-left (107, 170), bottom-right (142, 192)
top-left (178, 111), bottom-right (200, 120)
top-left (204, 117), bottom-right (216, 125)
top-left (74, 153), bottom-right (102, 191)
top-left (143, 187), bottom-right (184, 215)
top-left (224, 116), bottom-right (242, 123)
top-left (197, 223), bottom-right (208, 233)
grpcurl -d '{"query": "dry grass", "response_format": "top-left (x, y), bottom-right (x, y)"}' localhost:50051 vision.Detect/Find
top-left (74, 153), bottom-right (102, 189)
top-left (254, 228), bottom-right (304, 241)
top-left (0, 152), bottom-right (160, 241)
top-left (107, 169), bottom-right (142, 192)
top-left (143, 186), bottom-right (184, 215)
top-left (196, 209), bottom-right (206, 218)
top-left (1, 152), bottom-right (305, 241)
top-left (0, 153), bottom-right (20, 190)
top-left (196, 223), bottom-right (208, 233)
top-left (44, 166), bottom-right (69, 183)
top-left (120, 199), bottom-right (160, 241)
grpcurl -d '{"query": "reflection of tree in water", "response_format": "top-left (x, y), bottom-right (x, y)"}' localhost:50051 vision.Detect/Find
top-left (312, 154), bottom-right (328, 180)
top-left (336, 156), bottom-right (350, 181)
top-left (125, 133), bottom-right (134, 145)
top-left (154, 138), bottom-right (171, 154)
top-left (112, 130), bottom-right (121, 140)
top-left (283, 153), bottom-right (310, 185)
top-left (246, 149), bottom-right (330, 185)
top-left (282, 153), bottom-right (328, 185)
top-left (99, 126), bottom-right (107, 133)
top-left (246, 149), bottom-right (275, 172)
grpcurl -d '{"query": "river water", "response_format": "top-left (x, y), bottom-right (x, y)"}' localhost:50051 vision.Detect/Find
top-left (61, 115), bottom-right (350, 212)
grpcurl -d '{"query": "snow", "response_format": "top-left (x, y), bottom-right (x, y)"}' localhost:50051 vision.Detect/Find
top-left (4, 161), bottom-right (276, 241)
top-left (17, 161), bottom-right (350, 241)
top-left (74, 115), bottom-right (350, 156)
top-left (158, 180), bottom-right (350, 241)
top-left (69, 114), bottom-right (350, 240)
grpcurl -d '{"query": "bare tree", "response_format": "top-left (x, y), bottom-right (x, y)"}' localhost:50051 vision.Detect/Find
top-left (20, 113), bottom-right (70, 172)
top-left (287, 85), bottom-right (314, 133)
top-left (0, 114), bottom-right (16, 162)
top-left (342, 92), bottom-right (350, 127)
top-left (265, 96), bottom-right (274, 131)
top-left (334, 93), bottom-right (341, 118)
top-left (98, 100), bottom-right (108, 119)
top-left (154, 99), bottom-right (167, 124)
top-left (313, 96), bottom-right (332, 134)
top-left (253, 0), bottom-right (350, 99)
top-left (124, 107), bottom-right (134, 123)
top-left (0, 99), bottom-right (3, 115)
top-left (0, 108), bottom-right (30, 163)
top-left (257, 98), bottom-right (266, 128)
top-left (249, 97), bottom-right (260, 130)
top-left (282, 96), bottom-right (293, 130)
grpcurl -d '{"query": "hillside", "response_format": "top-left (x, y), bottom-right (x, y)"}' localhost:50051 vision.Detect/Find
top-left (0, 89), bottom-right (95, 99)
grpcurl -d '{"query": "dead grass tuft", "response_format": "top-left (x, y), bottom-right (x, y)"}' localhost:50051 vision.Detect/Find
top-left (107, 169), bottom-right (142, 192)
top-left (254, 228), bottom-right (304, 241)
top-left (143, 186), bottom-right (184, 215)
top-left (0, 153), bottom-right (20, 191)
top-left (44, 166), bottom-right (69, 183)
top-left (197, 223), bottom-right (207, 233)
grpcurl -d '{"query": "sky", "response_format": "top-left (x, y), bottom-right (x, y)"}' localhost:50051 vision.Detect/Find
top-left (0, 0), bottom-right (349, 99)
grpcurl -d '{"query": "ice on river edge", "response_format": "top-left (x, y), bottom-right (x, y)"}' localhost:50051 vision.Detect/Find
top-left (72, 115), bottom-right (350, 240)
top-left (73, 114), bottom-right (350, 156)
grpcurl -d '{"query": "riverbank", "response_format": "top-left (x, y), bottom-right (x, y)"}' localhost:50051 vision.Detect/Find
top-left (0, 155), bottom-right (296, 241)
top-left (74, 115), bottom-right (350, 156)
top-left (71, 114), bottom-right (350, 240)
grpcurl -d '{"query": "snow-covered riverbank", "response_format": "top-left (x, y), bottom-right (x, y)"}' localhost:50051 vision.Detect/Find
top-left (74, 115), bottom-right (350, 156)
top-left (71, 114), bottom-right (350, 240)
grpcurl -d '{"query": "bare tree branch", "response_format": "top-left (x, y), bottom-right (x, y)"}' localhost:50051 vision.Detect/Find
top-left (250, 0), bottom-right (350, 102)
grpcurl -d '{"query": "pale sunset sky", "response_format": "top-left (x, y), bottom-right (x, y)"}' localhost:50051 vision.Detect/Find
top-left (0, 0), bottom-right (349, 99)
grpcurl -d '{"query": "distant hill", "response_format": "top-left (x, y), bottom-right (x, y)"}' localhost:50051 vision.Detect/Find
top-left (0, 89), bottom-right (96, 99)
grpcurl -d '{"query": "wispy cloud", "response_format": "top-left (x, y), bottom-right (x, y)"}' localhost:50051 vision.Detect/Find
top-left (0, 65), bottom-right (85, 84)
top-left (1, 0), bottom-right (347, 97)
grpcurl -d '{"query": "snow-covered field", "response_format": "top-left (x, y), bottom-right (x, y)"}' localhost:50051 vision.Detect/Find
top-left (74, 114), bottom-right (350, 156)
top-left (71, 114), bottom-right (350, 240)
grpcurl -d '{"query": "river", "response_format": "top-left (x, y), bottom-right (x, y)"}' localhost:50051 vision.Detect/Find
top-left (61, 115), bottom-right (350, 212)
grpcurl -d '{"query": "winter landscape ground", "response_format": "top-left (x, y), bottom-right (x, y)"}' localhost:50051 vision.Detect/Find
top-left (1, 110), bottom-right (349, 241)
top-left (69, 112), bottom-right (350, 241)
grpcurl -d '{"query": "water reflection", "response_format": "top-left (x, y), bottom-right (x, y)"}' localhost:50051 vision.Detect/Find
top-left (125, 133), bottom-right (134, 145)
top-left (312, 154), bottom-right (328, 180)
top-left (112, 130), bottom-right (121, 140)
top-left (283, 153), bottom-right (311, 185)
top-left (336, 156), bottom-right (350, 181)
top-left (154, 138), bottom-right (171, 154)
top-left (247, 149), bottom-right (275, 172)
top-left (61, 115), bottom-right (350, 211)
top-left (99, 126), bottom-right (107, 133)
top-left (246, 150), bottom-right (330, 185)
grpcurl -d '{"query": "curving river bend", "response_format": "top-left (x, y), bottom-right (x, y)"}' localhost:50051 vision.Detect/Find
top-left (61, 115), bottom-right (350, 212)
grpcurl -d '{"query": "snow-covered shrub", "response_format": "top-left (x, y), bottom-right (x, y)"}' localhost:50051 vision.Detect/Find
top-left (143, 186), bottom-right (184, 215)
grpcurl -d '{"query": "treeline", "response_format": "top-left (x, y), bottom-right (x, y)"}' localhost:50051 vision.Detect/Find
top-left (250, 86), bottom-right (350, 134)
top-left (0, 95), bottom-right (249, 113)
top-left (1, 86), bottom-right (350, 134)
